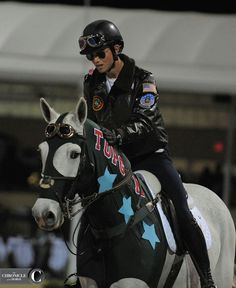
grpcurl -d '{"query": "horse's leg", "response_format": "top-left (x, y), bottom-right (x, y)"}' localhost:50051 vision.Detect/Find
top-left (109, 278), bottom-right (149, 288)
top-left (79, 277), bottom-right (98, 288)
top-left (211, 210), bottom-right (235, 288)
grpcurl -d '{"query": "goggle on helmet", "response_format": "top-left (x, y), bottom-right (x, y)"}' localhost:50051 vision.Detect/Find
top-left (79, 34), bottom-right (108, 55)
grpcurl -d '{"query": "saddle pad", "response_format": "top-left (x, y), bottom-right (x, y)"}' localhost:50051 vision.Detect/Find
top-left (156, 201), bottom-right (177, 253)
top-left (152, 194), bottom-right (212, 253)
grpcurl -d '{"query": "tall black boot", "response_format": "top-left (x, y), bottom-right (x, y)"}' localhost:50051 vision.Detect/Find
top-left (182, 217), bottom-right (217, 288)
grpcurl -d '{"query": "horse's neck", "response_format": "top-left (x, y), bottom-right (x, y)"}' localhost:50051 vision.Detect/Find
top-left (84, 120), bottom-right (131, 182)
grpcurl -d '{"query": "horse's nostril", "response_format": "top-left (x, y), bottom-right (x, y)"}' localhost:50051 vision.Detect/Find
top-left (45, 211), bottom-right (56, 226)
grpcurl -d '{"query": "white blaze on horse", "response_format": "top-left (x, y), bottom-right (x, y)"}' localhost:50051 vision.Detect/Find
top-left (32, 97), bottom-right (235, 288)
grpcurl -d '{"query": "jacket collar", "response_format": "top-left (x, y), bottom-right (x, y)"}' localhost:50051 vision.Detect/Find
top-left (114, 54), bottom-right (135, 92)
top-left (92, 54), bottom-right (136, 92)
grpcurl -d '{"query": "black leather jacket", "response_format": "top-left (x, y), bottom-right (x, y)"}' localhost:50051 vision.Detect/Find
top-left (84, 54), bottom-right (168, 160)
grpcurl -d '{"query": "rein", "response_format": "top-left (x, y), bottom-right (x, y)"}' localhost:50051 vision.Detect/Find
top-left (62, 168), bottom-right (133, 220)
top-left (41, 165), bottom-right (133, 220)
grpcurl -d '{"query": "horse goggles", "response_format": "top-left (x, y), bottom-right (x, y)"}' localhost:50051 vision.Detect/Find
top-left (79, 34), bottom-right (106, 51)
top-left (45, 123), bottom-right (76, 139)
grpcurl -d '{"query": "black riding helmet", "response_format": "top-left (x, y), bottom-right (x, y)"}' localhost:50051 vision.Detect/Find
top-left (79, 20), bottom-right (124, 55)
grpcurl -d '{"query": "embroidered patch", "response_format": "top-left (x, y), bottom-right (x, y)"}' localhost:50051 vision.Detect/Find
top-left (93, 95), bottom-right (104, 111)
top-left (143, 83), bottom-right (157, 93)
top-left (139, 94), bottom-right (155, 108)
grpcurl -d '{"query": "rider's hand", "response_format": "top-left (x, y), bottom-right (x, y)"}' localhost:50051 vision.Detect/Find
top-left (101, 127), bottom-right (123, 146)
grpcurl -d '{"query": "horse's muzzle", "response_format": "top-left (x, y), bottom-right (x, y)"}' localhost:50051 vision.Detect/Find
top-left (32, 198), bottom-right (64, 231)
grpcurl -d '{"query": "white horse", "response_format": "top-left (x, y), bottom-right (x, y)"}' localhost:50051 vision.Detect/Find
top-left (32, 97), bottom-right (235, 288)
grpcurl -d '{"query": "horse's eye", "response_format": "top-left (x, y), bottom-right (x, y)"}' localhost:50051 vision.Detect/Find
top-left (70, 151), bottom-right (79, 159)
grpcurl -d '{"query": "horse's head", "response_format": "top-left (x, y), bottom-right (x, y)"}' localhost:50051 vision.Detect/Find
top-left (33, 96), bottom-right (133, 233)
top-left (32, 97), bottom-right (88, 231)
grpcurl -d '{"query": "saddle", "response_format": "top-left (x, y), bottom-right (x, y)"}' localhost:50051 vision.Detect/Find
top-left (134, 170), bottom-right (185, 255)
top-left (89, 169), bottom-right (186, 255)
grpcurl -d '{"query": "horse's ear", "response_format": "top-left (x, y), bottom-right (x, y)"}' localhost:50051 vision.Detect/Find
top-left (75, 97), bottom-right (87, 126)
top-left (40, 98), bottom-right (59, 123)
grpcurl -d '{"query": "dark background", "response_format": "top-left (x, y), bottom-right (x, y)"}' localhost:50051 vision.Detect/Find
top-left (2, 0), bottom-right (236, 14)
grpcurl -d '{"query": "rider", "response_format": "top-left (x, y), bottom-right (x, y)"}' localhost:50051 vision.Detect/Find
top-left (78, 19), bottom-right (216, 288)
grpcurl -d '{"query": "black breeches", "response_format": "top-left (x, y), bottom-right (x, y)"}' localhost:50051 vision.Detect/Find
top-left (131, 150), bottom-right (194, 230)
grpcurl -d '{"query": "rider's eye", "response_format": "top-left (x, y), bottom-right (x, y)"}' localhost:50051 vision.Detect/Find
top-left (70, 151), bottom-right (80, 159)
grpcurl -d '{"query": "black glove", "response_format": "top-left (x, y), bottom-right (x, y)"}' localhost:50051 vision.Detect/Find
top-left (101, 127), bottom-right (123, 146)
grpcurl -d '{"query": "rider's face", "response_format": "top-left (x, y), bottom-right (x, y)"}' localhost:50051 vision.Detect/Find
top-left (86, 48), bottom-right (114, 73)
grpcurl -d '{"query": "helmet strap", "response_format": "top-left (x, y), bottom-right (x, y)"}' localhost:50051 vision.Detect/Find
top-left (111, 46), bottom-right (118, 61)
top-left (106, 46), bottom-right (118, 73)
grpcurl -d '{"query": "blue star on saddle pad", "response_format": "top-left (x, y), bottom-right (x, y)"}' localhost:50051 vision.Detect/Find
top-left (142, 222), bottom-right (160, 249)
top-left (98, 167), bottom-right (117, 193)
top-left (118, 196), bottom-right (134, 224)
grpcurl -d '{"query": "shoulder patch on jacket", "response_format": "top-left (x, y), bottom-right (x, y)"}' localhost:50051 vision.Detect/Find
top-left (139, 93), bottom-right (156, 109)
top-left (143, 82), bottom-right (157, 94)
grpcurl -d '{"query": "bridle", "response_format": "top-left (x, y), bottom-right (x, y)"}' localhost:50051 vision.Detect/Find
top-left (40, 113), bottom-right (92, 219)
top-left (39, 137), bottom-right (90, 220)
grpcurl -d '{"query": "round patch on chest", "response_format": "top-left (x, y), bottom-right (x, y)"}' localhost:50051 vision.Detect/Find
top-left (93, 95), bottom-right (104, 111)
